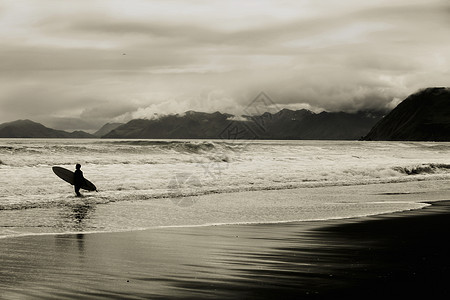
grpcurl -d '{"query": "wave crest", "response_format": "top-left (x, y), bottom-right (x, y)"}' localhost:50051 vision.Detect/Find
top-left (104, 140), bottom-right (220, 153)
top-left (393, 163), bottom-right (450, 175)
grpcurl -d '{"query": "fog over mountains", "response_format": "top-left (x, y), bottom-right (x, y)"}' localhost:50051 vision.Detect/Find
top-left (0, 109), bottom-right (382, 140)
top-left (1, 87), bottom-right (449, 141)
top-left (103, 109), bottom-right (382, 140)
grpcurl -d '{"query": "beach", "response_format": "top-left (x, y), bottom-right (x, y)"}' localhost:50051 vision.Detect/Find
top-left (1, 139), bottom-right (450, 298)
top-left (2, 199), bottom-right (450, 299)
top-left (1, 0), bottom-right (450, 297)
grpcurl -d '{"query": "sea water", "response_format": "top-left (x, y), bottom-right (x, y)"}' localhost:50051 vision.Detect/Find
top-left (0, 139), bottom-right (449, 238)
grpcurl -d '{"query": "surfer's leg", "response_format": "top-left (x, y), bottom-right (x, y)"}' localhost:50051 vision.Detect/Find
top-left (75, 185), bottom-right (81, 197)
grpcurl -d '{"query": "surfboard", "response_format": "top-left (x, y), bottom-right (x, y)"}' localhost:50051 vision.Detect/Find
top-left (52, 166), bottom-right (97, 191)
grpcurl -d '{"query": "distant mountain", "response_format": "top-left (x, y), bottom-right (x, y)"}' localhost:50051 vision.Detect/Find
top-left (363, 87), bottom-right (450, 141)
top-left (69, 130), bottom-right (96, 138)
top-left (103, 109), bottom-right (382, 140)
top-left (0, 120), bottom-right (94, 138)
top-left (93, 123), bottom-right (124, 137)
top-left (104, 111), bottom-right (234, 139)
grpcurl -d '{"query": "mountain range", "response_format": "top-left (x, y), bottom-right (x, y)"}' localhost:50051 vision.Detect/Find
top-left (103, 109), bottom-right (382, 140)
top-left (1, 87), bottom-right (449, 141)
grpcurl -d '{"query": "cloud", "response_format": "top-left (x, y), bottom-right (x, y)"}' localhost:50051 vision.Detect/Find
top-left (0, 80), bottom-right (91, 116)
top-left (129, 89), bottom-right (242, 119)
top-left (80, 102), bottom-right (139, 120)
top-left (1, 0), bottom-right (450, 129)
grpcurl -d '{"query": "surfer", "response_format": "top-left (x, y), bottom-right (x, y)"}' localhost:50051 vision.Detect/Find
top-left (52, 165), bottom-right (97, 194)
top-left (74, 164), bottom-right (85, 197)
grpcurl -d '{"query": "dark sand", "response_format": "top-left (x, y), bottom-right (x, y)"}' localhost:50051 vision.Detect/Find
top-left (2, 201), bottom-right (450, 299)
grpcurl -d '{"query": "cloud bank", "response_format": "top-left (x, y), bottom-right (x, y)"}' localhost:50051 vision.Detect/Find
top-left (1, 0), bottom-right (449, 130)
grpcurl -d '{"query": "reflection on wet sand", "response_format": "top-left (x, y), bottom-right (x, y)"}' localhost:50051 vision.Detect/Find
top-left (1, 201), bottom-right (450, 299)
top-left (56, 201), bottom-right (96, 232)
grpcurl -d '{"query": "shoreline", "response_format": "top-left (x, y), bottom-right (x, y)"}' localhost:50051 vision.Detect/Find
top-left (1, 200), bottom-right (450, 299)
top-left (0, 200), bottom-right (432, 241)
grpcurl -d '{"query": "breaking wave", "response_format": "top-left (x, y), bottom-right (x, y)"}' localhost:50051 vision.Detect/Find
top-left (102, 140), bottom-right (241, 154)
top-left (0, 140), bottom-right (241, 167)
top-left (1, 139), bottom-right (449, 214)
top-left (1, 165), bottom-right (449, 212)
top-left (393, 163), bottom-right (450, 175)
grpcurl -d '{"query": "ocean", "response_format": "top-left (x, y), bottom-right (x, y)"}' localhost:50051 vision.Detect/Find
top-left (1, 139), bottom-right (449, 239)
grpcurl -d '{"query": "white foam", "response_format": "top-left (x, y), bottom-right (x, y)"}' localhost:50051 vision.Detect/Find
top-left (1, 139), bottom-right (449, 238)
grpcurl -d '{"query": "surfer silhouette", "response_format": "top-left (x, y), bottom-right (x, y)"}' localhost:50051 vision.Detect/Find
top-left (74, 164), bottom-right (85, 197)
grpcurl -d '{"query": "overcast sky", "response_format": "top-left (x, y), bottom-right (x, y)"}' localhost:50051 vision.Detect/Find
top-left (1, 0), bottom-right (449, 131)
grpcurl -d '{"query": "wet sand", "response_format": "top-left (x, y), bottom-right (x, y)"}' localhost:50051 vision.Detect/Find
top-left (2, 201), bottom-right (450, 299)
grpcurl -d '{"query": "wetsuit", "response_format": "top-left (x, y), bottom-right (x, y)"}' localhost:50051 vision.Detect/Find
top-left (74, 169), bottom-right (84, 196)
